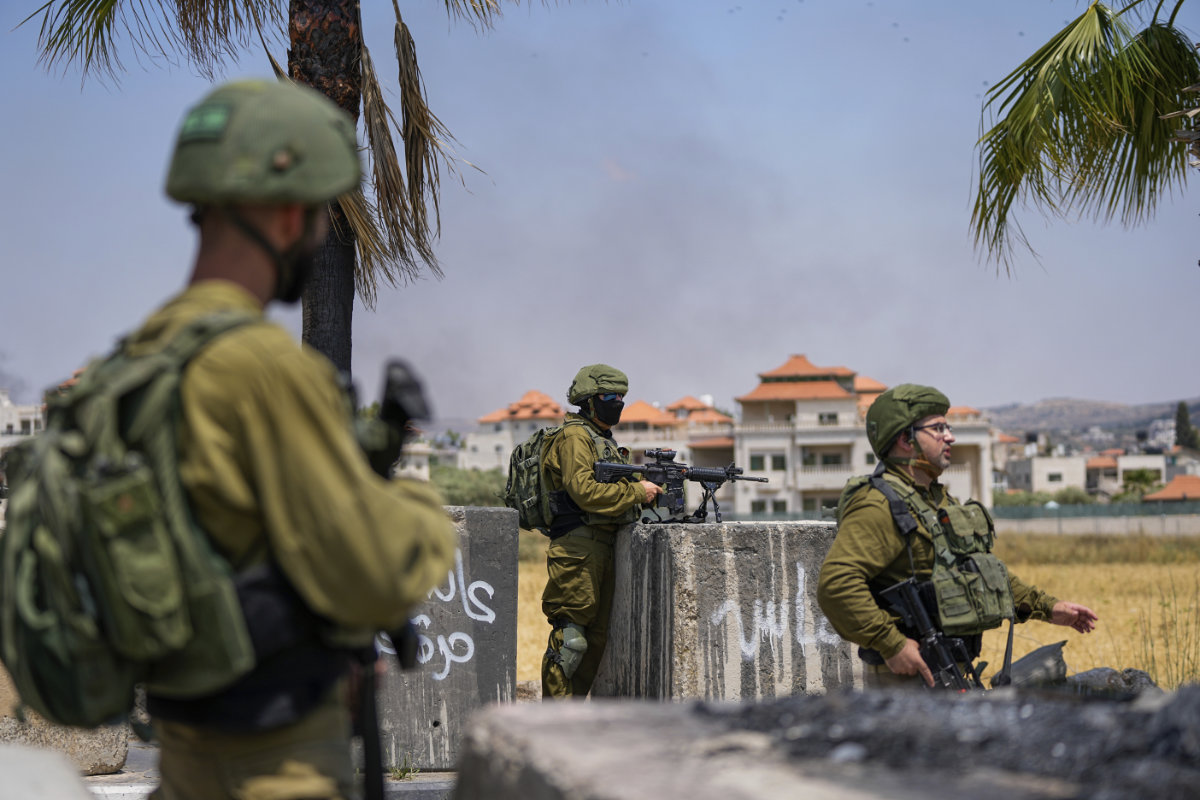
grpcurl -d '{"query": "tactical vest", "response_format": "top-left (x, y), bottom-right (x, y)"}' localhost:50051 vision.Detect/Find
top-left (838, 464), bottom-right (1015, 636)
top-left (549, 418), bottom-right (640, 533)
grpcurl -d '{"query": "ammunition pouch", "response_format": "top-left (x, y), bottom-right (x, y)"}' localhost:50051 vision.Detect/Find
top-left (931, 501), bottom-right (1014, 635)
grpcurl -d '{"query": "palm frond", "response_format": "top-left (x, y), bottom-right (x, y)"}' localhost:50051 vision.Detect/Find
top-left (972, 2), bottom-right (1200, 271)
top-left (24, 0), bottom-right (285, 81)
top-left (441, 0), bottom-right (506, 31)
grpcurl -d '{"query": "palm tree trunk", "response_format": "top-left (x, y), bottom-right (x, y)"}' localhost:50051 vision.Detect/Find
top-left (289, 0), bottom-right (363, 375)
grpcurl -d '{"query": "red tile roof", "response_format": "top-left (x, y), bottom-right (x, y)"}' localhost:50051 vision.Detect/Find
top-left (995, 433), bottom-right (1022, 444)
top-left (758, 354), bottom-right (855, 379)
top-left (686, 407), bottom-right (733, 424)
top-left (618, 400), bottom-right (678, 426)
top-left (689, 436), bottom-right (735, 449)
top-left (666, 395), bottom-right (709, 412)
top-left (477, 390), bottom-right (563, 424)
top-left (1144, 475), bottom-right (1200, 501)
top-left (853, 375), bottom-right (887, 393)
top-left (1087, 456), bottom-right (1118, 470)
top-left (947, 406), bottom-right (981, 418)
top-left (737, 380), bottom-right (852, 402)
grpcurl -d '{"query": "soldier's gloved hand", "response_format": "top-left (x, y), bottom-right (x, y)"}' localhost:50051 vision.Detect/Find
top-left (559, 623), bottom-right (588, 679)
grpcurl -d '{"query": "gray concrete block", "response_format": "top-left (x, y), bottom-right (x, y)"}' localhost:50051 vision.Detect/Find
top-left (0, 669), bottom-right (128, 775)
top-left (453, 689), bottom-right (1200, 800)
top-left (451, 700), bottom-right (986, 800)
top-left (0, 743), bottom-right (95, 800)
top-left (593, 521), bottom-right (860, 700)
top-left (376, 506), bottom-right (518, 771)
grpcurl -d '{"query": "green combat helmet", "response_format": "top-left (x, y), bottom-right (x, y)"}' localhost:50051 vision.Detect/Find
top-left (866, 383), bottom-right (950, 458)
top-left (567, 364), bottom-right (629, 406)
top-left (165, 79), bottom-right (361, 206)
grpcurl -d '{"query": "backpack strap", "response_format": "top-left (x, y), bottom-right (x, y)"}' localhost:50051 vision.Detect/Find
top-left (867, 462), bottom-right (922, 576)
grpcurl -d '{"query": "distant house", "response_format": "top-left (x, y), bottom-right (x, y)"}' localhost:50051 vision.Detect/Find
top-left (1086, 454), bottom-right (1120, 497)
top-left (1004, 455), bottom-right (1088, 496)
top-left (0, 389), bottom-right (44, 456)
top-left (734, 354), bottom-right (993, 518)
top-left (1144, 474), bottom-right (1200, 502)
top-left (458, 390), bottom-right (564, 471)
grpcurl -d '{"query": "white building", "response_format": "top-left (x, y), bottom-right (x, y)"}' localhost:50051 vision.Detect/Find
top-left (1007, 455), bottom-right (1088, 495)
top-left (0, 389), bottom-right (43, 458)
top-left (732, 355), bottom-right (994, 518)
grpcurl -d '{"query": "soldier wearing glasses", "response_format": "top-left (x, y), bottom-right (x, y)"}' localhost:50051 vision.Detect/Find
top-left (817, 384), bottom-right (1097, 688)
top-left (539, 364), bottom-right (663, 699)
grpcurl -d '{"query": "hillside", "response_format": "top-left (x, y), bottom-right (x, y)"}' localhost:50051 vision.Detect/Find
top-left (984, 396), bottom-right (1200, 435)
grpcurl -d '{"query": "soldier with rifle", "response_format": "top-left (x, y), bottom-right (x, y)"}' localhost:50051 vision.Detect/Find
top-left (817, 384), bottom-right (1097, 689)
top-left (540, 365), bottom-right (663, 699)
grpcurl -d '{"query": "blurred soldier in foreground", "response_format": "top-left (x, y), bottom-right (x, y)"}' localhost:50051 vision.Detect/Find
top-left (540, 364), bottom-right (662, 698)
top-left (818, 384), bottom-right (1096, 689)
top-left (141, 79), bottom-right (456, 799)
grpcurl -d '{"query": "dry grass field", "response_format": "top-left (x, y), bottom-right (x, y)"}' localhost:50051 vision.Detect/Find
top-left (516, 531), bottom-right (1200, 689)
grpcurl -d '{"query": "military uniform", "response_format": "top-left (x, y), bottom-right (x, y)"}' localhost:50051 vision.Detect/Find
top-left (130, 281), bottom-right (456, 799)
top-left (817, 464), bottom-right (1057, 687)
top-left (540, 412), bottom-right (646, 698)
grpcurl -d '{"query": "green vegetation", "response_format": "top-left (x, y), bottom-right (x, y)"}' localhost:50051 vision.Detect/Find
top-left (1177, 401), bottom-right (1199, 450)
top-left (1114, 468), bottom-right (1164, 503)
top-left (972, 1), bottom-right (1200, 268)
top-left (389, 756), bottom-right (420, 781)
top-left (429, 465), bottom-right (506, 508)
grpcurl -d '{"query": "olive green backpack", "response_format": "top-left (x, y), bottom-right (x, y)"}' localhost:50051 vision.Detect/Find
top-left (503, 418), bottom-right (623, 535)
top-left (0, 312), bottom-right (258, 727)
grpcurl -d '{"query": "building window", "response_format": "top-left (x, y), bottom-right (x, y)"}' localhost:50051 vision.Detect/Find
top-left (865, 453), bottom-right (876, 465)
top-left (750, 499), bottom-right (767, 513)
top-left (771, 500), bottom-right (787, 513)
top-left (802, 497), bottom-right (817, 512)
top-left (801, 452), bottom-right (816, 467)
top-left (770, 454), bottom-right (786, 471)
top-left (818, 412), bottom-right (838, 426)
top-left (1047, 472), bottom-right (1063, 482)
top-left (821, 453), bottom-right (843, 466)
top-left (494, 423), bottom-right (502, 432)
top-left (750, 454), bottom-right (765, 471)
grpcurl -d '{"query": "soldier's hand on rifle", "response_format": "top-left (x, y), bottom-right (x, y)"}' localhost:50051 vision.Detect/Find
top-left (885, 638), bottom-right (934, 687)
top-left (639, 480), bottom-right (663, 504)
top-left (1050, 601), bottom-right (1098, 634)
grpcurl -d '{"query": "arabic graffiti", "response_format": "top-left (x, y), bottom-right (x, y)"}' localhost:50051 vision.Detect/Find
top-left (378, 548), bottom-right (496, 681)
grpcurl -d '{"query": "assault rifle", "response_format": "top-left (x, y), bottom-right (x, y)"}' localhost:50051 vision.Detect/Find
top-left (594, 448), bottom-right (767, 524)
top-left (878, 577), bottom-right (985, 691)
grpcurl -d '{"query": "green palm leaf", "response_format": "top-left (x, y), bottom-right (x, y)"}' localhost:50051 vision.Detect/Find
top-left (973, 1), bottom-right (1200, 271)
top-left (23, 0), bottom-right (509, 308)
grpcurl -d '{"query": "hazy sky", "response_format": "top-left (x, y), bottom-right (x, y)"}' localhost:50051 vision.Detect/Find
top-left (2, 1), bottom-right (1197, 424)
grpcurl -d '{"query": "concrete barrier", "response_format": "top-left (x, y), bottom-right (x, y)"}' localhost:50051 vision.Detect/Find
top-left (994, 514), bottom-right (1200, 536)
top-left (593, 521), bottom-right (859, 700)
top-left (375, 505), bottom-right (519, 771)
top-left (0, 668), bottom-right (128, 776)
top-left (0, 743), bottom-right (96, 799)
top-left (453, 688), bottom-right (1200, 800)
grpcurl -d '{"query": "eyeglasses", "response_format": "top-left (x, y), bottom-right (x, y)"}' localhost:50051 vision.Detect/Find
top-left (913, 422), bottom-right (953, 437)
top-left (597, 393), bottom-right (624, 402)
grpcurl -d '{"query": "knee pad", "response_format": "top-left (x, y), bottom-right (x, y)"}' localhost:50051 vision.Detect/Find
top-left (558, 623), bottom-right (588, 679)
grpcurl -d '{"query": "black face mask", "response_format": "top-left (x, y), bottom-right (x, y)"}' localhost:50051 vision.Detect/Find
top-left (591, 396), bottom-right (624, 426)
